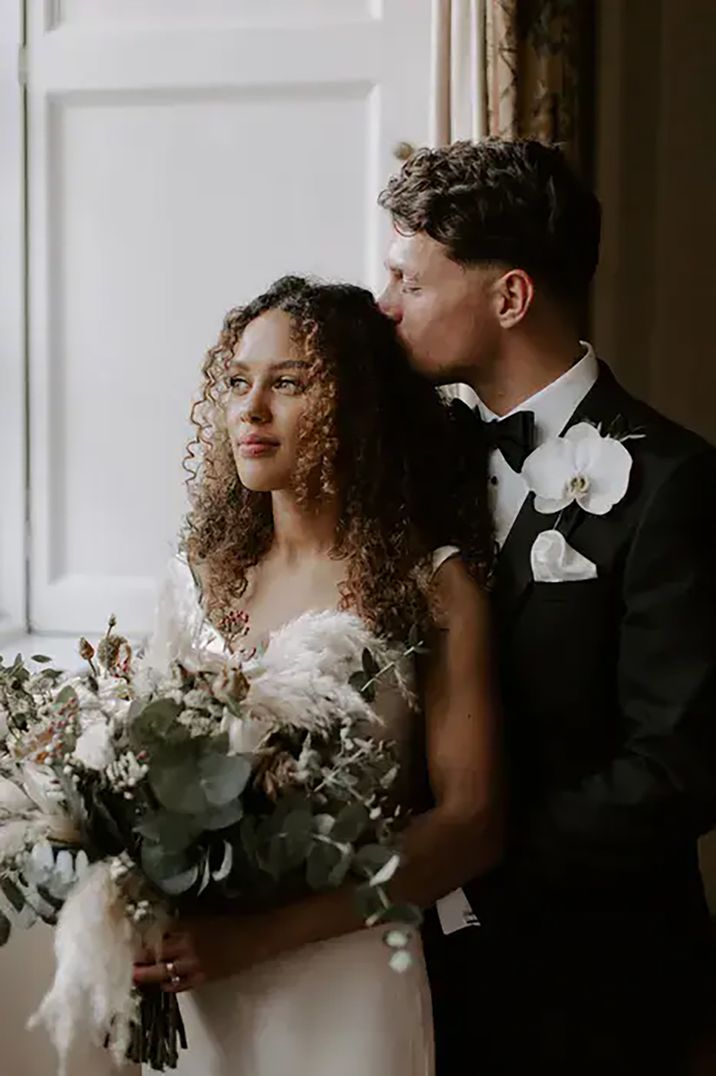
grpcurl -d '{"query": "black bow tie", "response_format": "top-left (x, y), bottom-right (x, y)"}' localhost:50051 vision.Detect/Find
top-left (481, 410), bottom-right (536, 473)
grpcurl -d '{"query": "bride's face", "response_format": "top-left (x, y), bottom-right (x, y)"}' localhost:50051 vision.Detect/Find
top-left (226, 309), bottom-right (314, 492)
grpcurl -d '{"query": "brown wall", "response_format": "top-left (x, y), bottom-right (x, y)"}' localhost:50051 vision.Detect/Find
top-left (593, 0), bottom-right (716, 907)
top-left (593, 0), bottom-right (716, 444)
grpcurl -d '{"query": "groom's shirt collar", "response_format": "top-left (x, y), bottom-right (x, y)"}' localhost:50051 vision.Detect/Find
top-left (476, 341), bottom-right (599, 439)
top-left (476, 342), bottom-right (599, 547)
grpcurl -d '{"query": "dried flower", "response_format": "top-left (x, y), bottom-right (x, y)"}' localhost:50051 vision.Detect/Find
top-left (255, 749), bottom-right (299, 801)
top-left (78, 638), bottom-right (95, 662)
top-left (211, 666), bottom-right (249, 706)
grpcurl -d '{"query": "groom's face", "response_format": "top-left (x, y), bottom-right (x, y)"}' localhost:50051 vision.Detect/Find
top-left (378, 229), bottom-right (498, 383)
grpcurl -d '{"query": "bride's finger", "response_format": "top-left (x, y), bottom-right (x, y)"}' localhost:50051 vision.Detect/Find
top-left (132, 957), bottom-right (193, 987)
top-left (162, 970), bottom-right (207, 994)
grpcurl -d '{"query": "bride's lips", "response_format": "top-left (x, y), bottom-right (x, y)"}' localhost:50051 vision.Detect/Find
top-left (238, 434), bottom-right (280, 458)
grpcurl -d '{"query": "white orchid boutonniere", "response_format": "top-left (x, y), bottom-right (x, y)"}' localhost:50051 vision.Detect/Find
top-left (522, 419), bottom-right (644, 583)
top-left (522, 421), bottom-right (637, 517)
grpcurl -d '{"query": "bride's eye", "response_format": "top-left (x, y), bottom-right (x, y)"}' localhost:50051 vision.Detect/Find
top-left (228, 375), bottom-right (250, 393)
top-left (275, 377), bottom-right (303, 394)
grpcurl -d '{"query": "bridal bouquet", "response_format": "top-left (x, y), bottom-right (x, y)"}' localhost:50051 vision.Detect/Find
top-left (0, 611), bottom-right (422, 1073)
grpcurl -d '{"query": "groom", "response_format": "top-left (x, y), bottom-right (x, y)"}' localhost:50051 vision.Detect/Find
top-left (378, 139), bottom-right (716, 1075)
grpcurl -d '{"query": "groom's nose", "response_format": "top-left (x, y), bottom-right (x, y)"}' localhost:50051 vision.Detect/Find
top-left (377, 286), bottom-right (402, 323)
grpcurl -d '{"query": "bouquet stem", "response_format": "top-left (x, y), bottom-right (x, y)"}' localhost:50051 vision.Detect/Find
top-left (126, 987), bottom-right (187, 1071)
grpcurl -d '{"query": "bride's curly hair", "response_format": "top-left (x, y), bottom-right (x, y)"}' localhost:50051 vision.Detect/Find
top-left (183, 275), bottom-right (490, 640)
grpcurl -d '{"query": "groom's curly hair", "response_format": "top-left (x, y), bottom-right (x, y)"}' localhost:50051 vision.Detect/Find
top-left (183, 275), bottom-right (490, 640)
top-left (378, 138), bottom-right (601, 310)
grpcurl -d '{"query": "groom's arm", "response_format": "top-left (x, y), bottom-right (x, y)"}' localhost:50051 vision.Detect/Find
top-left (522, 445), bottom-right (716, 880)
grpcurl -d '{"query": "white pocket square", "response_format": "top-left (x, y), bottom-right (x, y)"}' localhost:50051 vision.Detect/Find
top-left (531, 529), bottom-right (597, 583)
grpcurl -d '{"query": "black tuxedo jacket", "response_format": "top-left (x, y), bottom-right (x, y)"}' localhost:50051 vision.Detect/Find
top-left (483, 362), bottom-right (716, 919)
top-left (427, 363), bottom-right (716, 1074)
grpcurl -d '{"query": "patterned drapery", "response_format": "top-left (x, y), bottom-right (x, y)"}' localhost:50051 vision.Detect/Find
top-left (485, 0), bottom-right (596, 174)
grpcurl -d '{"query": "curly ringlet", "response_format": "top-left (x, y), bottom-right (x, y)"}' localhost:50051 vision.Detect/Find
top-left (183, 275), bottom-right (489, 641)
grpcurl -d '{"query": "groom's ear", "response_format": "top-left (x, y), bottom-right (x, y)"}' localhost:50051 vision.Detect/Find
top-left (493, 269), bottom-right (534, 328)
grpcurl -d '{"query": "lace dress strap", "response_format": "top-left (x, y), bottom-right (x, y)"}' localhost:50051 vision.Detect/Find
top-left (431, 545), bottom-right (460, 576)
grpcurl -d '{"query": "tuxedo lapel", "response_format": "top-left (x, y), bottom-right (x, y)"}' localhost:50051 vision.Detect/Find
top-left (493, 492), bottom-right (555, 618)
top-left (494, 362), bottom-right (626, 621)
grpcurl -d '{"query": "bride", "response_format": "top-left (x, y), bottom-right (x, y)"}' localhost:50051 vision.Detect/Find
top-left (134, 275), bottom-right (502, 1076)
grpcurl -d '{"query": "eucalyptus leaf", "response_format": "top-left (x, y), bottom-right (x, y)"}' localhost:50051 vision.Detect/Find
top-left (198, 753), bottom-right (251, 808)
top-left (36, 884), bottom-right (65, 911)
top-left (353, 882), bottom-right (387, 924)
top-left (1, 876), bottom-right (25, 913)
top-left (149, 762), bottom-right (207, 815)
top-left (201, 800), bottom-right (244, 832)
top-left (211, 840), bottom-right (233, 883)
top-left (164, 725), bottom-right (193, 747)
top-left (24, 883), bottom-right (61, 925)
top-left (141, 699), bottom-right (182, 727)
top-left (281, 809), bottom-right (314, 840)
top-left (39, 668), bottom-right (63, 682)
top-left (209, 732), bottom-right (230, 754)
top-left (257, 810), bottom-right (283, 845)
top-left (197, 853), bottom-right (212, 896)
top-left (380, 902), bottom-right (423, 927)
top-left (353, 843), bottom-right (394, 879)
top-left (31, 655), bottom-right (52, 664)
top-left (349, 671), bottom-right (374, 702)
top-left (313, 814), bottom-right (335, 836)
top-left (369, 853), bottom-right (400, 888)
top-left (131, 699), bottom-right (182, 750)
top-left (54, 685), bottom-right (78, 708)
top-left (349, 671), bottom-right (367, 692)
top-left (158, 864), bottom-right (200, 896)
top-left (332, 803), bottom-right (369, 844)
top-left (272, 793), bottom-right (313, 824)
top-left (264, 813), bottom-right (308, 878)
top-left (224, 697), bottom-right (244, 719)
top-left (141, 841), bottom-right (191, 884)
top-left (135, 810), bottom-right (200, 854)
top-left (306, 842), bottom-right (343, 890)
top-left (266, 834), bottom-right (289, 880)
top-left (239, 816), bottom-right (258, 860)
top-left (126, 699), bottom-right (145, 723)
top-left (327, 846), bottom-right (352, 887)
top-left (362, 649), bottom-right (379, 678)
top-left (272, 810), bottom-right (314, 875)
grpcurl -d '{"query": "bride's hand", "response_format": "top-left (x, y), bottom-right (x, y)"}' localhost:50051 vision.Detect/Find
top-left (132, 915), bottom-right (269, 994)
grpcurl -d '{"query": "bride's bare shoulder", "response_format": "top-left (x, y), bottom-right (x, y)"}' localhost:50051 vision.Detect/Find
top-left (430, 553), bottom-right (488, 633)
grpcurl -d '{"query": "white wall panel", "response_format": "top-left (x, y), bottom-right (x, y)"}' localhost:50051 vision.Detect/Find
top-left (25, 1), bottom-right (431, 633)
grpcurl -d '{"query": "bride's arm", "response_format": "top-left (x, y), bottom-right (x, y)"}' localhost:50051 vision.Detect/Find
top-left (135, 557), bottom-right (503, 990)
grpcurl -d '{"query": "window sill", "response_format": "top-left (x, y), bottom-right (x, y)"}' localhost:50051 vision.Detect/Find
top-left (1, 634), bottom-right (89, 671)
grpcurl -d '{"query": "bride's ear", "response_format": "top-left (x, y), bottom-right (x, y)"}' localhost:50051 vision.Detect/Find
top-left (493, 269), bottom-right (534, 328)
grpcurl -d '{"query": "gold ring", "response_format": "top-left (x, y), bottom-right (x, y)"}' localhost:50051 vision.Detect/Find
top-left (164, 960), bottom-right (181, 985)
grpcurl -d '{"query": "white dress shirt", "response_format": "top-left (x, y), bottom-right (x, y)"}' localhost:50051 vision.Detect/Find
top-left (436, 346), bottom-right (599, 938)
top-left (476, 343), bottom-right (599, 547)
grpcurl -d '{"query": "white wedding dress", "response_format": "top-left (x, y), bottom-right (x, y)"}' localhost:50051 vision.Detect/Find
top-left (143, 550), bottom-right (458, 1076)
